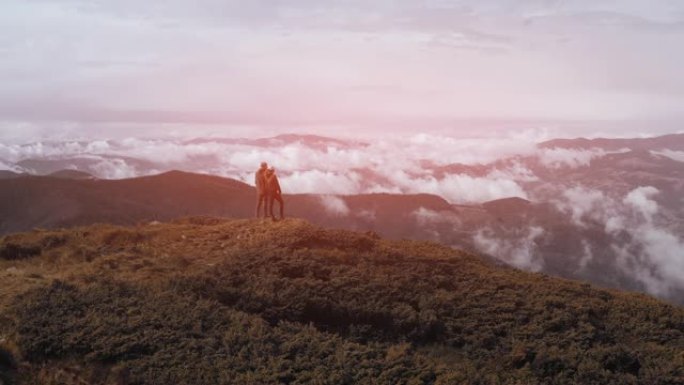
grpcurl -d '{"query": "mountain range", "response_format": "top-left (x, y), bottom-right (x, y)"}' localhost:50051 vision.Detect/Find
top-left (1, 133), bottom-right (684, 304)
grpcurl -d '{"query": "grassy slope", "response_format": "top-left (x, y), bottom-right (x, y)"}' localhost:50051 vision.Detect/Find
top-left (0, 217), bottom-right (682, 385)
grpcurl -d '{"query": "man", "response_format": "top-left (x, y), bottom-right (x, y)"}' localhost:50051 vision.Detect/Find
top-left (254, 162), bottom-right (268, 218)
top-left (265, 167), bottom-right (284, 221)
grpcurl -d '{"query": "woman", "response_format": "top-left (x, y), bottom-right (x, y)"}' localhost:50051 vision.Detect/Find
top-left (265, 167), bottom-right (285, 221)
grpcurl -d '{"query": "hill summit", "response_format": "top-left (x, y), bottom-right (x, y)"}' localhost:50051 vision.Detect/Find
top-left (1, 217), bottom-right (683, 384)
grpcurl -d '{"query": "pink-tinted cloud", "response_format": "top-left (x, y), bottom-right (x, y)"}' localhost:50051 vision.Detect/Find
top-left (318, 195), bottom-right (351, 217)
top-left (474, 226), bottom-right (545, 272)
top-left (2, 0), bottom-right (684, 139)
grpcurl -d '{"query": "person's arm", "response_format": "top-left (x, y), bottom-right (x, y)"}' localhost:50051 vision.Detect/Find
top-left (275, 177), bottom-right (281, 195)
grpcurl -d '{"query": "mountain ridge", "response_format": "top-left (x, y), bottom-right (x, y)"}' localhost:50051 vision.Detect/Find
top-left (2, 132), bottom-right (684, 305)
top-left (539, 133), bottom-right (684, 150)
top-left (0, 170), bottom-right (452, 236)
top-left (2, 169), bottom-right (684, 305)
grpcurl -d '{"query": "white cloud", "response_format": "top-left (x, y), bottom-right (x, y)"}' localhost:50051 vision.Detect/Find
top-left (390, 170), bottom-right (528, 204)
top-left (411, 207), bottom-right (461, 227)
top-left (554, 182), bottom-right (684, 297)
top-left (605, 216), bottom-right (626, 233)
top-left (638, 227), bottom-right (684, 293)
top-left (0, 159), bottom-right (20, 172)
top-left (488, 161), bottom-right (539, 182)
top-left (437, 174), bottom-right (528, 203)
top-left (279, 170), bottom-right (362, 195)
top-left (412, 207), bottom-right (444, 226)
top-left (403, 133), bottom-right (538, 166)
top-left (613, 186), bottom-right (684, 296)
top-left (558, 186), bottom-right (608, 226)
top-left (652, 149), bottom-right (684, 162)
top-left (91, 158), bottom-right (143, 179)
top-left (611, 243), bottom-right (668, 296)
top-left (578, 240), bottom-right (594, 270)
top-left (474, 226), bottom-right (545, 271)
top-left (611, 223), bottom-right (684, 298)
top-left (537, 147), bottom-right (607, 169)
top-left (623, 186), bottom-right (659, 222)
top-left (355, 209), bottom-right (376, 221)
top-left (318, 195), bottom-right (350, 217)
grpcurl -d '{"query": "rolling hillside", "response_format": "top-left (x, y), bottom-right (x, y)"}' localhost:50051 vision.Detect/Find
top-left (0, 170), bottom-right (451, 239)
top-left (0, 218), bottom-right (682, 384)
top-left (2, 170), bottom-right (684, 305)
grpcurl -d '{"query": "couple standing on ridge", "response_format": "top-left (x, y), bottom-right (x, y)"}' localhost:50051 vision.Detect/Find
top-left (255, 162), bottom-right (285, 221)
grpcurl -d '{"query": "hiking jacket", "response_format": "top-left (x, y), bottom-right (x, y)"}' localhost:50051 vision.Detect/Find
top-left (266, 174), bottom-right (281, 195)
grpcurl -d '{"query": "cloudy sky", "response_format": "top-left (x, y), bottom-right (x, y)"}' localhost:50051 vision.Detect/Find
top-left (1, 0), bottom-right (684, 142)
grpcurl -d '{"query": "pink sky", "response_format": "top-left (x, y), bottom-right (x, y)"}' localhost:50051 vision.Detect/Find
top-left (1, 0), bottom-right (684, 142)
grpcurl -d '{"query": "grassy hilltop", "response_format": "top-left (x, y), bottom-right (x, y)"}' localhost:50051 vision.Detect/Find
top-left (0, 217), bottom-right (683, 385)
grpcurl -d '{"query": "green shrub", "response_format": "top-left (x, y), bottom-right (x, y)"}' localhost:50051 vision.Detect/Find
top-left (13, 281), bottom-right (444, 385)
top-left (5, 219), bottom-right (684, 385)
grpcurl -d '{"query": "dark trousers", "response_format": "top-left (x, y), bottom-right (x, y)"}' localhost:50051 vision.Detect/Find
top-left (255, 192), bottom-right (267, 218)
top-left (267, 193), bottom-right (284, 219)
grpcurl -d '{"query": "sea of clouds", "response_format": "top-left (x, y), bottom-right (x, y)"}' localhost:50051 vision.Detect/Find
top-left (0, 133), bottom-right (632, 203)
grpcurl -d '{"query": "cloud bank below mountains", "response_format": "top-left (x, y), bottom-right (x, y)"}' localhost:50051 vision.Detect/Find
top-left (555, 184), bottom-right (684, 297)
top-left (537, 147), bottom-right (629, 169)
top-left (0, 134), bottom-right (627, 203)
top-left (653, 149), bottom-right (684, 162)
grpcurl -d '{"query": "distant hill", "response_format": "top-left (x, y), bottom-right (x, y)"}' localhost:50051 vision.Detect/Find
top-left (48, 169), bottom-right (96, 180)
top-left (0, 170), bottom-right (450, 240)
top-left (184, 133), bottom-right (368, 150)
top-left (539, 133), bottom-right (684, 151)
top-left (0, 170), bottom-right (20, 180)
top-left (1, 218), bottom-right (682, 384)
top-left (0, 171), bottom-right (255, 234)
top-left (482, 197), bottom-right (531, 214)
top-left (15, 155), bottom-right (157, 177)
